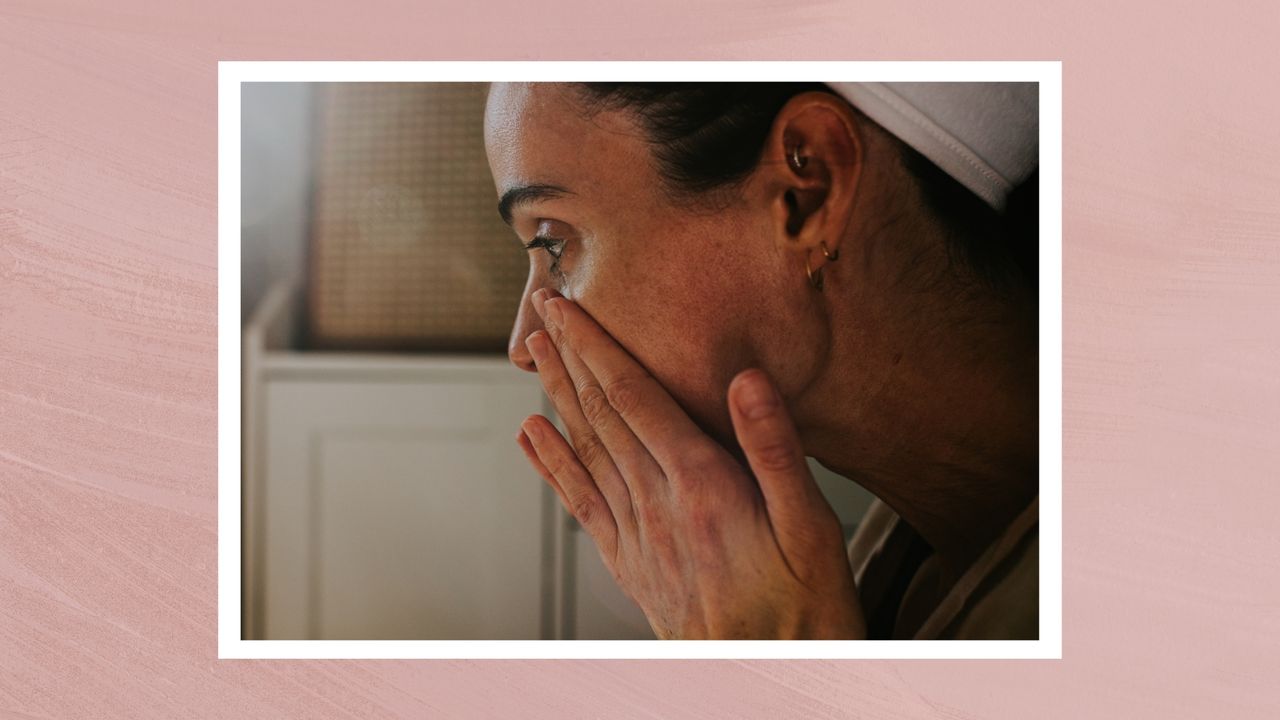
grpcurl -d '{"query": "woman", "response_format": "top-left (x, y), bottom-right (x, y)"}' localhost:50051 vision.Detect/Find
top-left (484, 82), bottom-right (1039, 640)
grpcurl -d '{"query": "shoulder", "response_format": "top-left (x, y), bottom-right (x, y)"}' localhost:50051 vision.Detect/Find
top-left (927, 496), bottom-right (1040, 640)
top-left (845, 495), bottom-right (1040, 640)
top-left (846, 499), bottom-right (899, 584)
top-left (944, 522), bottom-right (1038, 639)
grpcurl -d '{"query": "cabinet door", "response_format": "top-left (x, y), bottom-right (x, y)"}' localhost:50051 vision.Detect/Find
top-left (259, 370), bottom-right (548, 639)
top-left (569, 524), bottom-right (655, 639)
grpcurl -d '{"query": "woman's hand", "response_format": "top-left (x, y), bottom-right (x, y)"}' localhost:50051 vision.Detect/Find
top-left (514, 289), bottom-right (866, 640)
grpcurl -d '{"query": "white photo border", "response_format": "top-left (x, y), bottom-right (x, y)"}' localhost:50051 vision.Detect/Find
top-left (218, 60), bottom-right (1063, 660)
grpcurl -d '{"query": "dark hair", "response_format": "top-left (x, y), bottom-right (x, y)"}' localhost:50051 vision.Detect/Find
top-left (572, 82), bottom-right (1037, 295)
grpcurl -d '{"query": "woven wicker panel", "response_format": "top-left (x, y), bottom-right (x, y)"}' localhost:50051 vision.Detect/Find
top-left (307, 82), bottom-right (526, 351)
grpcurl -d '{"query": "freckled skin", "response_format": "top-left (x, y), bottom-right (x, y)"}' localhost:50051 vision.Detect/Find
top-left (488, 82), bottom-right (1039, 595)
top-left (484, 83), bottom-right (826, 448)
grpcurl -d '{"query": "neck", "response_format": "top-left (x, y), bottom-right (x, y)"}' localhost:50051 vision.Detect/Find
top-left (796, 223), bottom-right (1038, 581)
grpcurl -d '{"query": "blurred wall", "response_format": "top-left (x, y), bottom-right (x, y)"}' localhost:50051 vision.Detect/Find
top-left (241, 83), bottom-right (313, 325)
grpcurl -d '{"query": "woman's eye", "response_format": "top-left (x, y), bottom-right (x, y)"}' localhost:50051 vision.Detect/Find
top-left (523, 235), bottom-right (567, 276)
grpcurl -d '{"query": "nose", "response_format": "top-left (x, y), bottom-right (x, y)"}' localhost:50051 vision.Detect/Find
top-left (507, 284), bottom-right (544, 373)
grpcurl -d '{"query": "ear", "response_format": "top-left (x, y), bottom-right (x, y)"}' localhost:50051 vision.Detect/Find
top-left (759, 91), bottom-right (863, 273)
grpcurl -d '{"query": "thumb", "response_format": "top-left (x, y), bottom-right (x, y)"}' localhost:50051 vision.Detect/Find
top-left (728, 369), bottom-right (841, 571)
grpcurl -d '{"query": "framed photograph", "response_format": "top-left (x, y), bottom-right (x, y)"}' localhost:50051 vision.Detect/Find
top-left (219, 61), bottom-right (1062, 659)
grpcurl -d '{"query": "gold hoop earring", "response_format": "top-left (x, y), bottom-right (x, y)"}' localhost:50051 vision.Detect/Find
top-left (820, 241), bottom-right (840, 261)
top-left (805, 255), bottom-right (824, 291)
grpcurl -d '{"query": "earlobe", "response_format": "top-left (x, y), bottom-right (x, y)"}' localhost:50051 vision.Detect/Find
top-left (804, 241), bottom-right (841, 292)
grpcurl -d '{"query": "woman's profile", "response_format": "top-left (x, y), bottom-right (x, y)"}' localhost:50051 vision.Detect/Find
top-left (484, 82), bottom-right (1039, 640)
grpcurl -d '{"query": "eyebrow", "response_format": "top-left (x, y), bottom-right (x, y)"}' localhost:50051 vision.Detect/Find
top-left (497, 183), bottom-right (574, 226)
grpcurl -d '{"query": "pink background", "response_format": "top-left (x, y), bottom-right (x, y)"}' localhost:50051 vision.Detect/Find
top-left (2, 1), bottom-right (1278, 717)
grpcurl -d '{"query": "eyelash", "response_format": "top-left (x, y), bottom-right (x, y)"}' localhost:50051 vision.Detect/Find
top-left (523, 235), bottom-right (566, 276)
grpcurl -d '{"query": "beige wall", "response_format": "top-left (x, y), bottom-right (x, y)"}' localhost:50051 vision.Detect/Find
top-left (241, 82), bottom-right (313, 325)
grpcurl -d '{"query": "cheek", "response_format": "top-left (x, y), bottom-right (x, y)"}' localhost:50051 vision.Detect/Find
top-left (579, 261), bottom-right (744, 442)
top-left (569, 212), bottom-right (794, 444)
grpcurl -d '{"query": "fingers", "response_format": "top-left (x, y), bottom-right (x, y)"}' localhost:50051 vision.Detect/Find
top-left (532, 293), bottom-right (666, 496)
top-left (516, 427), bottom-right (569, 511)
top-left (537, 291), bottom-right (713, 475)
top-left (728, 369), bottom-right (838, 573)
top-left (520, 415), bottom-right (618, 563)
top-left (526, 325), bottom-right (636, 534)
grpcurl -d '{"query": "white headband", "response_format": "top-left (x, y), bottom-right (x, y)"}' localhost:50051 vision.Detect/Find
top-left (825, 82), bottom-right (1039, 212)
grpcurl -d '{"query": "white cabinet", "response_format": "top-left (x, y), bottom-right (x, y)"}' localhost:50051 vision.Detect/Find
top-left (243, 281), bottom-right (558, 639)
top-left (258, 376), bottom-right (548, 639)
top-left (569, 529), bottom-right (654, 639)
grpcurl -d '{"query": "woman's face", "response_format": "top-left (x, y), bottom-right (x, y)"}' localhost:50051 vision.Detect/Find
top-left (484, 83), bottom-right (824, 443)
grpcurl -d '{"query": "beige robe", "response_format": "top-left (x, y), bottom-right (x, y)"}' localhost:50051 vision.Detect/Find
top-left (847, 496), bottom-right (1039, 639)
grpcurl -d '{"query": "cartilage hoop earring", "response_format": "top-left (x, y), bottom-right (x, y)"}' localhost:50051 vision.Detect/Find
top-left (820, 241), bottom-right (839, 261)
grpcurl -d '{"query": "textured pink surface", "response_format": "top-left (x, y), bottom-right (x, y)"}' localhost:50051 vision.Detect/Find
top-left (2, 1), bottom-right (1279, 717)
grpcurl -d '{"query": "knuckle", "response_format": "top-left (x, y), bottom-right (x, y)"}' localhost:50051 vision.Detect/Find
top-left (548, 380), bottom-right (577, 408)
top-left (572, 433), bottom-right (609, 470)
top-left (602, 375), bottom-right (644, 417)
top-left (542, 447), bottom-right (574, 479)
top-left (751, 440), bottom-right (800, 473)
top-left (577, 383), bottom-right (613, 427)
top-left (568, 491), bottom-right (598, 525)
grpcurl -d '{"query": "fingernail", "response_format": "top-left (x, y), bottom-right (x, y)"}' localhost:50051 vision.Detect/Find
top-left (738, 372), bottom-right (778, 420)
top-left (544, 298), bottom-right (565, 329)
top-left (526, 331), bottom-right (549, 365)
top-left (522, 418), bottom-right (542, 442)
top-left (531, 289), bottom-right (549, 319)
